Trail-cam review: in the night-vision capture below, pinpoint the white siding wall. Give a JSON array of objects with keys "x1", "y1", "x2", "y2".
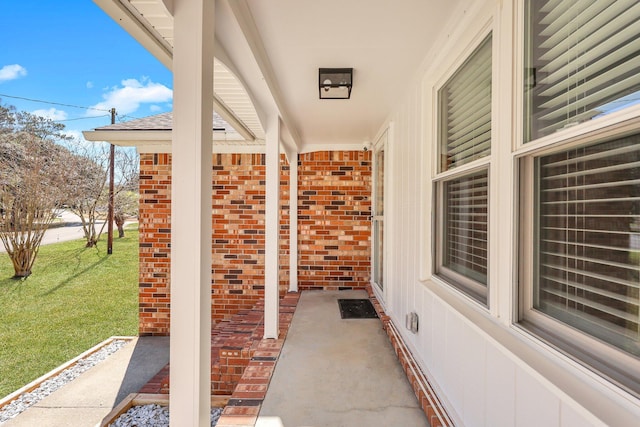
[{"x1": 380, "y1": 0, "x2": 640, "y2": 425}]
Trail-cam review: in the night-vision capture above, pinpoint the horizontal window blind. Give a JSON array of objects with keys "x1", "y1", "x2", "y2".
[
  {"x1": 440, "y1": 35, "x2": 492, "y2": 170},
  {"x1": 535, "y1": 135, "x2": 640, "y2": 356},
  {"x1": 444, "y1": 169, "x2": 488, "y2": 287},
  {"x1": 525, "y1": 0, "x2": 640, "y2": 141}
]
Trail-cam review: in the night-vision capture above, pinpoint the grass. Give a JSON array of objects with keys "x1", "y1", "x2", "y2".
[{"x1": 0, "y1": 226, "x2": 139, "y2": 398}]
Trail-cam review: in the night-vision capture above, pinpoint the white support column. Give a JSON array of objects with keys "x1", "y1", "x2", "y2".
[
  {"x1": 170, "y1": 0, "x2": 214, "y2": 426},
  {"x1": 288, "y1": 152, "x2": 298, "y2": 292},
  {"x1": 264, "y1": 116, "x2": 280, "y2": 339}
]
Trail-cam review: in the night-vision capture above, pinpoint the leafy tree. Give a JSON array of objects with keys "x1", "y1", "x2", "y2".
[{"x1": 0, "y1": 102, "x2": 72, "y2": 277}]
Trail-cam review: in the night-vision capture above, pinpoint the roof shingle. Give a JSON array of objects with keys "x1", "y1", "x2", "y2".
[{"x1": 94, "y1": 111, "x2": 234, "y2": 132}]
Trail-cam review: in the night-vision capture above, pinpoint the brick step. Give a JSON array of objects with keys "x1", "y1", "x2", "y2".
[{"x1": 139, "y1": 292, "x2": 299, "y2": 395}]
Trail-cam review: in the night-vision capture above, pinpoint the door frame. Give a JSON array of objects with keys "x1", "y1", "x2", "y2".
[{"x1": 371, "y1": 127, "x2": 389, "y2": 302}]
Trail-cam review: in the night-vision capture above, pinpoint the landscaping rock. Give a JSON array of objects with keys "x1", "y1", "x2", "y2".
[
  {"x1": 0, "y1": 339, "x2": 127, "y2": 424},
  {"x1": 111, "y1": 405, "x2": 223, "y2": 426}
]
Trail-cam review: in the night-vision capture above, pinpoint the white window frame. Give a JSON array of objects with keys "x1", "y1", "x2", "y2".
[
  {"x1": 434, "y1": 164, "x2": 490, "y2": 304},
  {"x1": 433, "y1": 32, "x2": 494, "y2": 307},
  {"x1": 515, "y1": 0, "x2": 640, "y2": 397},
  {"x1": 517, "y1": 124, "x2": 640, "y2": 397}
]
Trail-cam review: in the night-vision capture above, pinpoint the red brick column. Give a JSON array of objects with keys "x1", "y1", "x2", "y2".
[{"x1": 139, "y1": 153, "x2": 172, "y2": 335}]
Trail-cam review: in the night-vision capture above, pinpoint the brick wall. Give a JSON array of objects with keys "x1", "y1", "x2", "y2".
[
  {"x1": 138, "y1": 150, "x2": 372, "y2": 335},
  {"x1": 139, "y1": 153, "x2": 172, "y2": 335},
  {"x1": 298, "y1": 151, "x2": 372, "y2": 290},
  {"x1": 138, "y1": 153, "x2": 289, "y2": 335},
  {"x1": 211, "y1": 153, "x2": 290, "y2": 320}
]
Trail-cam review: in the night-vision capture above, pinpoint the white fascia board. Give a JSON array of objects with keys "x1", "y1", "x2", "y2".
[
  {"x1": 134, "y1": 143, "x2": 172, "y2": 153},
  {"x1": 212, "y1": 144, "x2": 265, "y2": 154},
  {"x1": 82, "y1": 130, "x2": 171, "y2": 144},
  {"x1": 92, "y1": 0, "x2": 172, "y2": 69},
  {"x1": 137, "y1": 143, "x2": 267, "y2": 154},
  {"x1": 299, "y1": 143, "x2": 368, "y2": 154},
  {"x1": 83, "y1": 129, "x2": 259, "y2": 149},
  {"x1": 93, "y1": 1, "x2": 258, "y2": 142}
]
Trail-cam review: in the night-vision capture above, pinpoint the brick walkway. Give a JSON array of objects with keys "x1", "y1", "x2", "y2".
[{"x1": 138, "y1": 292, "x2": 300, "y2": 425}]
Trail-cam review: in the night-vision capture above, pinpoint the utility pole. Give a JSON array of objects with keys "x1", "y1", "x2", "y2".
[{"x1": 107, "y1": 108, "x2": 115, "y2": 254}]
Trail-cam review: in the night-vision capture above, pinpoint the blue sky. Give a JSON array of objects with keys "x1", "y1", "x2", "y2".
[{"x1": 0, "y1": 0, "x2": 173, "y2": 141}]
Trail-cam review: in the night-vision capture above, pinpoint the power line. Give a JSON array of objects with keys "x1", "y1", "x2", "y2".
[
  {"x1": 0, "y1": 93, "x2": 142, "y2": 122},
  {"x1": 118, "y1": 114, "x2": 141, "y2": 121},
  {"x1": 55, "y1": 115, "x2": 110, "y2": 123},
  {"x1": 0, "y1": 93, "x2": 112, "y2": 113}
]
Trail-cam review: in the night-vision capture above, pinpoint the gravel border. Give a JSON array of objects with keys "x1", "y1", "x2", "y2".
[
  {"x1": 111, "y1": 404, "x2": 223, "y2": 426},
  {"x1": 0, "y1": 339, "x2": 128, "y2": 424}
]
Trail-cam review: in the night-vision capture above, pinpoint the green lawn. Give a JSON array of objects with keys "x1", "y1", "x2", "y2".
[{"x1": 0, "y1": 227, "x2": 139, "y2": 398}]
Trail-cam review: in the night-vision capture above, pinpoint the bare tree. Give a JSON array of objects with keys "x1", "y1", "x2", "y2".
[
  {"x1": 64, "y1": 144, "x2": 109, "y2": 247},
  {"x1": 114, "y1": 148, "x2": 139, "y2": 238},
  {"x1": 0, "y1": 103, "x2": 71, "y2": 277},
  {"x1": 64, "y1": 143, "x2": 138, "y2": 247},
  {"x1": 114, "y1": 190, "x2": 138, "y2": 238}
]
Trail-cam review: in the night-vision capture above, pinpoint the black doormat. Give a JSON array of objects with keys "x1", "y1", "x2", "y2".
[{"x1": 338, "y1": 299, "x2": 378, "y2": 319}]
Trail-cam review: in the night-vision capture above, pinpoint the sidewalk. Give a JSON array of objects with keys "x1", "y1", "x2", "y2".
[{"x1": 2, "y1": 336, "x2": 169, "y2": 427}]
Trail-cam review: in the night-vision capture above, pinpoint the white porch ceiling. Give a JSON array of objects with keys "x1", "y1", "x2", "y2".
[
  {"x1": 244, "y1": 0, "x2": 462, "y2": 149},
  {"x1": 94, "y1": 0, "x2": 463, "y2": 152}
]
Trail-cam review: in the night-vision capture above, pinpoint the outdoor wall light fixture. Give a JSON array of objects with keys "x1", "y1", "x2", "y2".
[{"x1": 319, "y1": 68, "x2": 353, "y2": 99}]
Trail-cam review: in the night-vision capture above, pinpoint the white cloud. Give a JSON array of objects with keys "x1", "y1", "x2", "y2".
[
  {"x1": 149, "y1": 104, "x2": 163, "y2": 112},
  {"x1": 31, "y1": 108, "x2": 68, "y2": 121},
  {"x1": 88, "y1": 77, "x2": 172, "y2": 116},
  {"x1": 86, "y1": 81, "x2": 94, "y2": 89},
  {"x1": 0, "y1": 64, "x2": 27, "y2": 82}
]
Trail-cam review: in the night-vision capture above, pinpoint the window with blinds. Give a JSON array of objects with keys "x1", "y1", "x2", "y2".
[
  {"x1": 534, "y1": 135, "x2": 640, "y2": 357},
  {"x1": 436, "y1": 33, "x2": 492, "y2": 305},
  {"x1": 524, "y1": 0, "x2": 640, "y2": 142},
  {"x1": 440, "y1": 35, "x2": 492, "y2": 171},
  {"x1": 441, "y1": 169, "x2": 489, "y2": 303}
]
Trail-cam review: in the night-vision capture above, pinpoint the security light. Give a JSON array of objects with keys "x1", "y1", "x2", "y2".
[{"x1": 319, "y1": 68, "x2": 353, "y2": 99}]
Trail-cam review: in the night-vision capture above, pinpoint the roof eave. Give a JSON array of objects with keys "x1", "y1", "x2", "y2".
[
  {"x1": 93, "y1": 0, "x2": 260, "y2": 144},
  {"x1": 83, "y1": 130, "x2": 172, "y2": 145},
  {"x1": 83, "y1": 128, "x2": 251, "y2": 143},
  {"x1": 93, "y1": 0, "x2": 173, "y2": 69}
]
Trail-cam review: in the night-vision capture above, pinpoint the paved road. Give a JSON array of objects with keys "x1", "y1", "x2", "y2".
[
  {"x1": 0, "y1": 210, "x2": 107, "y2": 253},
  {"x1": 40, "y1": 223, "x2": 100, "y2": 246},
  {"x1": 0, "y1": 223, "x2": 103, "y2": 253}
]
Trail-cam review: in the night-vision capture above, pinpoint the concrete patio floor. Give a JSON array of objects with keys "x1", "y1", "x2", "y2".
[{"x1": 255, "y1": 290, "x2": 429, "y2": 427}]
